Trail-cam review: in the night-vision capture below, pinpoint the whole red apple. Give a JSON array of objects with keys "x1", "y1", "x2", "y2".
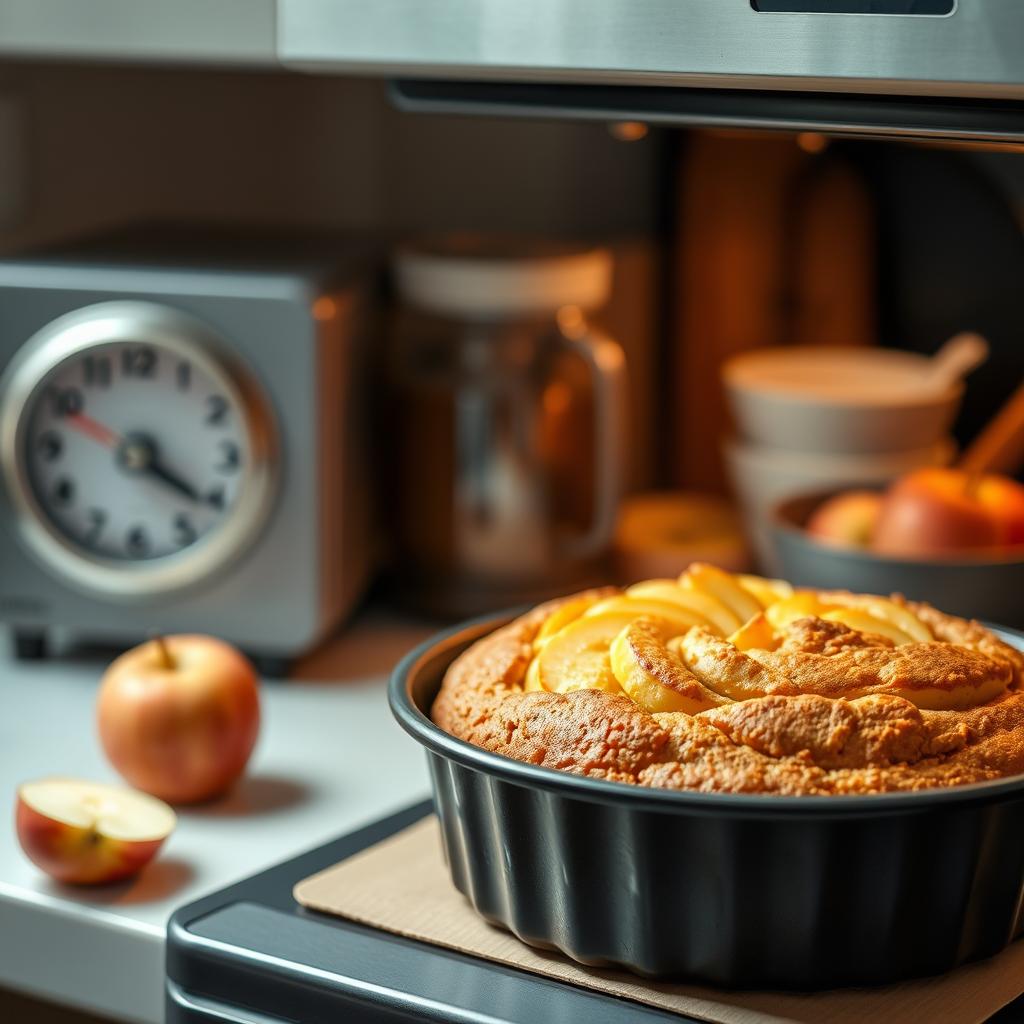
[
  {"x1": 976, "y1": 475, "x2": 1024, "y2": 546},
  {"x1": 98, "y1": 635, "x2": 260, "y2": 804},
  {"x1": 806, "y1": 490, "x2": 882, "y2": 548},
  {"x1": 873, "y1": 469, "x2": 1000, "y2": 557},
  {"x1": 16, "y1": 777, "x2": 175, "y2": 885}
]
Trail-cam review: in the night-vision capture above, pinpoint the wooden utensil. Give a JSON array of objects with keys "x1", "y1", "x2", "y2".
[{"x1": 959, "y1": 378, "x2": 1024, "y2": 477}]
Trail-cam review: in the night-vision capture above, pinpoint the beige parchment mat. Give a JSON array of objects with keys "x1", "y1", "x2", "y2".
[{"x1": 295, "y1": 817, "x2": 1024, "y2": 1024}]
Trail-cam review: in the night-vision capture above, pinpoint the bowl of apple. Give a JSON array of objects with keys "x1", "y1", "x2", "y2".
[{"x1": 771, "y1": 468, "x2": 1024, "y2": 629}]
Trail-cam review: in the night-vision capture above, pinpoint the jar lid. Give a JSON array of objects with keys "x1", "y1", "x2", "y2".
[{"x1": 394, "y1": 237, "x2": 613, "y2": 318}]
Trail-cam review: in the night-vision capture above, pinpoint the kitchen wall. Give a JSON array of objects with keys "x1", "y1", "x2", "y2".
[{"x1": 0, "y1": 63, "x2": 661, "y2": 247}]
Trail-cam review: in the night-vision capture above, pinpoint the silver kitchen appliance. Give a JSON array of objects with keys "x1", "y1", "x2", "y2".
[
  {"x1": 0, "y1": 231, "x2": 376, "y2": 667},
  {"x1": 280, "y1": 0, "x2": 1024, "y2": 144}
]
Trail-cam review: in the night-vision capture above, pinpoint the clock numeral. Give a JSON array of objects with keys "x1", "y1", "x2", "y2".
[
  {"x1": 205, "y1": 395, "x2": 229, "y2": 426},
  {"x1": 121, "y1": 346, "x2": 157, "y2": 378},
  {"x1": 125, "y1": 526, "x2": 150, "y2": 556},
  {"x1": 47, "y1": 387, "x2": 84, "y2": 418},
  {"x1": 215, "y1": 440, "x2": 240, "y2": 473},
  {"x1": 207, "y1": 485, "x2": 226, "y2": 510},
  {"x1": 37, "y1": 431, "x2": 63, "y2": 461},
  {"x1": 52, "y1": 477, "x2": 74, "y2": 506},
  {"x1": 176, "y1": 361, "x2": 191, "y2": 390},
  {"x1": 83, "y1": 356, "x2": 112, "y2": 387},
  {"x1": 173, "y1": 513, "x2": 197, "y2": 547},
  {"x1": 84, "y1": 508, "x2": 107, "y2": 545}
]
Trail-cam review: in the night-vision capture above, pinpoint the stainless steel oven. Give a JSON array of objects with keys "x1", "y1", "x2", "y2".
[{"x1": 280, "y1": 0, "x2": 1024, "y2": 142}]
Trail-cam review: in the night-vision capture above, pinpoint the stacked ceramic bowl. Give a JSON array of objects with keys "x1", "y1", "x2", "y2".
[{"x1": 723, "y1": 346, "x2": 961, "y2": 572}]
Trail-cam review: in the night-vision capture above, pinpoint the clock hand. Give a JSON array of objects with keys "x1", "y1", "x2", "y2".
[
  {"x1": 67, "y1": 413, "x2": 121, "y2": 449},
  {"x1": 144, "y1": 457, "x2": 201, "y2": 504},
  {"x1": 116, "y1": 433, "x2": 203, "y2": 505},
  {"x1": 67, "y1": 417, "x2": 208, "y2": 506}
]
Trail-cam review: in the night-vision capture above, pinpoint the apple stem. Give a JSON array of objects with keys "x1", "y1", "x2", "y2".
[{"x1": 152, "y1": 633, "x2": 175, "y2": 670}]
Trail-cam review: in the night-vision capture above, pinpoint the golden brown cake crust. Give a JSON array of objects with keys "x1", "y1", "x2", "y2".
[{"x1": 431, "y1": 588, "x2": 1024, "y2": 795}]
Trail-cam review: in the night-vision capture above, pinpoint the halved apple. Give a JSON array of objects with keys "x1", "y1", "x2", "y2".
[
  {"x1": 680, "y1": 563, "x2": 762, "y2": 626},
  {"x1": 16, "y1": 778, "x2": 176, "y2": 885},
  {"x1": 536, "y1": 612, "x2": 635, "y2": 693},
  {"x1": 625, "y1": 580, "x2": 737, "y2": 636},
  {"x1": 611, "y1": 619, "x2": 726, "y2": 714}
]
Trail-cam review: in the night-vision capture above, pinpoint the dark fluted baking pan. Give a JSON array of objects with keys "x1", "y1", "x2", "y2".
[{"x1": 390, "y1": 615, "x2": 1024, "y2": 990}]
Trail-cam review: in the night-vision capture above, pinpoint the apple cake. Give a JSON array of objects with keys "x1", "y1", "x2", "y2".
[{"x1": 432, "y1": 566, "x2": 1024, "y2": 794}]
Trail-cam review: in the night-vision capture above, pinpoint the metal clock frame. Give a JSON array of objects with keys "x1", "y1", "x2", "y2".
[{"x1": 0, "y1": 300, "x2": 279, "y2": 600}]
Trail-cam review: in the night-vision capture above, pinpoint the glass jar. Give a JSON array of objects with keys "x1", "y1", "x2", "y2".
[{"x1": 386, "y1": 238, "x2": 628, "y2": 615}]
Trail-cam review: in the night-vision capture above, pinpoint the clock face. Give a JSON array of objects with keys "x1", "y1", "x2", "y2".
[
  {"x1": 23, "y1": 340, "x2": 248, "y2": 561},
  {"x1": 0, "y1": 302, "x2": 277, "y2": 597}
]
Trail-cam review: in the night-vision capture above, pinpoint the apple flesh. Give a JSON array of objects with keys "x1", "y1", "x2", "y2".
[
  {"x1": 873, "y1": 469, "x2": 1000, "y2": 557},
  {"x1": 16, "y1": 778, "x2": 175, "y2": 885},
  {"x1": 97, "y1": 635, "x2": 260, "y2": 804},
  {"x1": 805, "y1": 490, "x2": 882, "y2": 548}
]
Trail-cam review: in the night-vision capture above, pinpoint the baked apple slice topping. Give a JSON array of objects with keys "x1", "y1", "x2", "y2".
[
  {"x1": 535, "y1": 612, "x2": 635, "y2": 694},
  {"x1": 680, "y1": 563, "x2": 763, "y2": 625},
  {"x1": 520, "y1": 569, "x2": 1009, "y2": 713},
  {"x1": 727, "y1": 612, "x2": 779, "y2": 653},
  {"x1": 625, "y1": 580, "x2": 738, "y2": 635},
  {"x1": 675, "y1": 627, "x2": 797, "y2": 701},
  {"x1": 736, "y1": 573, "x2": 794, "y2": 609},
  {"x1": 585, "y1": 595, "x2": 711, "y2": 634},
  {"x1": 836, "y1": 595, "x2": 933, "y2": 644},
  {"x1": 819, "y1": 608, "x2": 913, "y2": 647},
  {"x1": 610, "y1": 619, "x2": 727, "y2": 714},
  {"x1": 533, "y1": 594, "x2": 604, "y2": 652}
]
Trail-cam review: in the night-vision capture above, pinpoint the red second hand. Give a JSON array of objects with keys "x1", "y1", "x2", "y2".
[{"x1": 67, "y1": 413, "x2": 121, "y2": 450}]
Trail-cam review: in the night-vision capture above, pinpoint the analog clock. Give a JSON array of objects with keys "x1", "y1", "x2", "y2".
[{"x1": 0, "y1": 302, "x2": 278, "y2": 598}]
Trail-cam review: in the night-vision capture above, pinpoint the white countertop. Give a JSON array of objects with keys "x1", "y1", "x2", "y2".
[{"x1": 0, "y1": 609, "x2": 438, "y2": 1023}]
